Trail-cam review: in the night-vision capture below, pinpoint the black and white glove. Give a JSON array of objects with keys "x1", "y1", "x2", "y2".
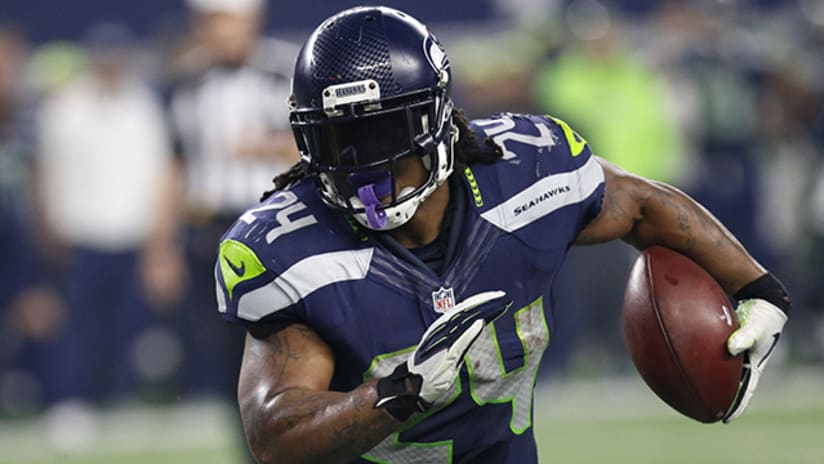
[
  {"x1": 375, "y1": 290, "x2": 511, "y2": 421},
  {"x1": 723, "y1": 298, "x2": 787, "y2": 423}
]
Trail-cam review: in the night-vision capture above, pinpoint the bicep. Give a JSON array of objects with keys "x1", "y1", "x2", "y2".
[
  {"x1": 238, "y1": 323, "x2": 335, "y2": 412},
  {"x1": 574, "y1": 157, "x2": 652, "y2": 246},
  {"x1": 574, "y1": 156, "x2": 704, "y2": 249}
]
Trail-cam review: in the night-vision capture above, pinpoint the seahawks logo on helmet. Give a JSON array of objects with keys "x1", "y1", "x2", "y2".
[{"x1": 423, "y1": 34, "x2": 450, "y2": 84}]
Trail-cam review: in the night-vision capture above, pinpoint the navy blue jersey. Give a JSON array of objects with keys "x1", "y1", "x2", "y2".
[{"x1": 216, "y1": 113, "x2": 605, "y2": 463}]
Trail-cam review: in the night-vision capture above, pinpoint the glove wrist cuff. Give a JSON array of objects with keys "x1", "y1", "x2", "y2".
[
  {"x1": 375, "y1": 363, "x2": 428, "y2": 422},
  {"x1": 734, "y1": 273, "x2": 790, "y2": 314}
]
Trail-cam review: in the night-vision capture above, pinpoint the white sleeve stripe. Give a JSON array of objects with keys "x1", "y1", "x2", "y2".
[
  {"x1": 480, "y1": 156, "x2": 604, "y2": 233},
  {"x1": 236, "y1": 248, "x2": 374, "y2": 322},
  {"x1": 216, "y1": 275, "x2": 228, "y2": 314}
]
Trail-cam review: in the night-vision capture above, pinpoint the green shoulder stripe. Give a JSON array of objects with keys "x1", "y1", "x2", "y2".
[{"x1": 546, "y1": 115, "x2": 588, "y2": 157}]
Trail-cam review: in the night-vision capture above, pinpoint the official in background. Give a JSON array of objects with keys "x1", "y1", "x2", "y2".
[{"x1": 168, "y1": 0, "x2": 299, "y2": 403}]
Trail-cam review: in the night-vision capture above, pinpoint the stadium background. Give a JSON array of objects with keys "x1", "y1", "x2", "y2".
[{"x1": 1, "y1": 0, "x2": 822, "y2": 462}]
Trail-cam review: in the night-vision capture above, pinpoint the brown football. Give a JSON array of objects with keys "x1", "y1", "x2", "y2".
[{"x1": 622, "y1": 246, "x2": 743, "y2": 423}]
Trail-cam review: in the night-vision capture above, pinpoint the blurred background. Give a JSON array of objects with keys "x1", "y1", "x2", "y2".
[{"x1": 0, "y1": 0, "x2": 822, "y2": 463}]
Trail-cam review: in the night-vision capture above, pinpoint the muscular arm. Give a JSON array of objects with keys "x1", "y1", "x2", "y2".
[
  {"x1": 575, "y1": 157, "x2": 765, "y2": 294},
  {"x1": 238, "y1": 323, "x2": 400, "y2": 464}
]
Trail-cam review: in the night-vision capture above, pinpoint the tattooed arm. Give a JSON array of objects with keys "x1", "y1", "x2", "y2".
[
  {"x1": 574, "y1": 157, "x2": 765, "y2": 294},
  {"x1": 238, "y1": 324, "x2": 400, "y2": 464}
]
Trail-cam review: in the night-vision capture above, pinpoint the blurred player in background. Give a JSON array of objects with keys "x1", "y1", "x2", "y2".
[
  {"x1": 34, "y1": 23, "x2": 176, "y2": 405},
  {"x1": 215, "y1": 6, "x2": 790, "y2": 464}
]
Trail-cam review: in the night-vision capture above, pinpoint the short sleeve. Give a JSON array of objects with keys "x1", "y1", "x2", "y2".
[
  {"x1": 471, "y1": 113, "x2": 606, "y2": 246},
  {"x1": 543, "y1": 115, "x2": 605, "y2": 232},
  {"x1": 215, "y1": 238, "x2": 304, "y2": 327}
]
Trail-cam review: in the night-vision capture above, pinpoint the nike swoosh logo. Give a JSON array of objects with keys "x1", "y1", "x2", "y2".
[
  {"x1": 723, "y1": 353, "x2": 752, "y2": 422},
  {"x1": 374, "y1": 396, "x2": 399, "y2": 409},
  {"x1": 224, "y1": 256, "x2": 246, "y2": 277},
  {"x1": 757, "y1": 333, "x2": 781, "y2": 369}
]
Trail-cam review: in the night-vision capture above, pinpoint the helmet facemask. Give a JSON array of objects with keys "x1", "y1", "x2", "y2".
[
  {"x1": 288, "y1": 6, "x2": 456, "y2": 230},
  {"x1": 291, "y1": 82, "x2": 455, "y2": 231}
]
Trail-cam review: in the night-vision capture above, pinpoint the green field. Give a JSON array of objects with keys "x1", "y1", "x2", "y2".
[
  {"x1": 532, "y1": 370, "x2": 824, "y2": 464},
  {"x1": 1, "y1": 369, "x2": 821, "y2": 464}
]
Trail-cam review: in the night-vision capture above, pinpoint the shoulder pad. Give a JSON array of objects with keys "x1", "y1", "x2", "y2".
[
  {"x1": 469, "y1": 113, "x2": 591, "y2": 163},
  {"x1": 467, "y1": 113, "x2": 597, "y2": 198},
  {"x1": 216, "y1": 179, "x2": 375, "y2": 322},
  {"x1": 463, "y1": 113, "x2": 604, "y2": 247}
]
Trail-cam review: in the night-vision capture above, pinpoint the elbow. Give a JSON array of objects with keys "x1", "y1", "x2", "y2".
[
  {"x1": 241, "y1": 391, "x2": 311, "y2": 464},
  {"x1": 242, "y1": 409, "x2": 274, "y2": 464},
  {"x1": 240, "y1": 392, "x2": 286, "y2": 464},
  {"x1": 243, "y1": 412, "x2": 294, "y2": 464},
  {"x1": 246, "y1": 438, "x2": 279, "y2": 464},
  {"x1": 245, "y1": 425, "x2": 319, "y2": 464}
]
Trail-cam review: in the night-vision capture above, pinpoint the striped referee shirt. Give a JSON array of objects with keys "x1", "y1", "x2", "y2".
[{"x1": 170, "y1": 38, "x2": 298, "y2": 218}]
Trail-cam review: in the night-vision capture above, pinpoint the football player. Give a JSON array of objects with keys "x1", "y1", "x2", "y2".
[{"x1": 215, "y1": 6, "x2": 790, "y2": 463}]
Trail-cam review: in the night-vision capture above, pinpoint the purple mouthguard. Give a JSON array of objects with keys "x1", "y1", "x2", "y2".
[{"x1": 348, "y1": 171, "x2": 393, "y2": 229}]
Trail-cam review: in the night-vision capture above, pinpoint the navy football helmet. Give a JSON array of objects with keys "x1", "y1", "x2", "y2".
[{"x1": 289, "y1": 6, "x2": 456, "y2": 230}]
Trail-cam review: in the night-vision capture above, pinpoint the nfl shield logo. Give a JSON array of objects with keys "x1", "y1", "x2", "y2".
[{"x1": 431, "y1": 287, "x2": 455, "y2": 313}]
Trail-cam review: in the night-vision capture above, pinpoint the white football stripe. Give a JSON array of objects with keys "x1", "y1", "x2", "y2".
[
  {"x1": 237, "y1": 248, "x2": 374, "y2": 321},
  {"x1": 481, "y1": 156, "x2": 604, "y2": 233}
]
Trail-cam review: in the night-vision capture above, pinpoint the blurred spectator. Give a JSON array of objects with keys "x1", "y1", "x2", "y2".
[
  {"x1": 33, "y1": 23, "x2": 178, "y2": 405},
  {"x1": 534, "y1": 1, "x2": 685, "y2": 184},
  {"x1": 167, "y1": 0, "x2": 298, "y2": 400},
  {"x1": 27, "y1": 42, "x2": 90, "y2": 99}
]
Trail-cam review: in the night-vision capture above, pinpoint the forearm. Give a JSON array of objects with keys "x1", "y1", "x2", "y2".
[
  {"x1": 242, "y1": 376, "x2": 399, "y2": 464},
  {"x1": 627, "y1": 181, "x2": 765, "y2": 295}
]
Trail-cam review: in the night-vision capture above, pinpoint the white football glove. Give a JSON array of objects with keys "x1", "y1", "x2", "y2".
[
  {"x1": 723, "y1": 298, "x2": 787, "y2": 423},
  {"x1": 375, "y1": 290, "x2": 511, "y2": 421}
]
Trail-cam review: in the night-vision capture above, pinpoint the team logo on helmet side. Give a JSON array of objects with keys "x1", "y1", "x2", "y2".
[{"x1": 423, "y1": 34, "x2": 450, "y2": 77}]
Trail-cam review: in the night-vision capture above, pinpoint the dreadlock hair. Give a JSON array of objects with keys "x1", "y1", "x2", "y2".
[
  {"x1": 262, "y1": 159, "x2": 309, "y2": 201},
  {"x1": 260, "y1": 108, "x2": 503, "y2": 201}
]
